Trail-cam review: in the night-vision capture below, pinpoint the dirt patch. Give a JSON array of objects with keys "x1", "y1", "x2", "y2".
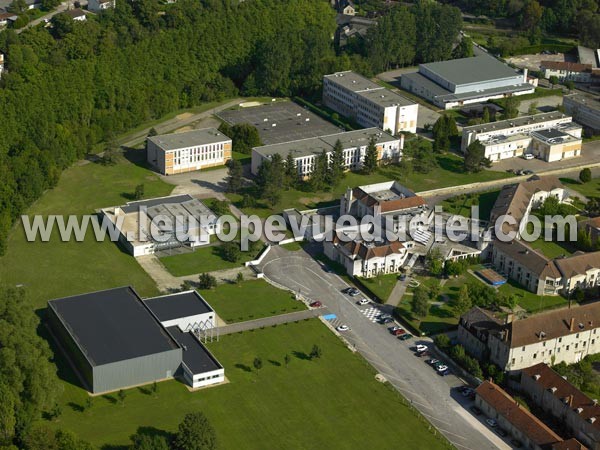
[
  {"x1": 507, "y1": 53, "x2": 571, "y2": 72},
  {"x1": 174, "y1": 126, "x2": 193, "y2": 133},
  {"x1": 176, "y1": 112, "x2": 194, "y2": 121}
]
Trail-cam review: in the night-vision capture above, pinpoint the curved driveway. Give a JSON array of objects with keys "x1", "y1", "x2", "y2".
[{"x1": 259, "y1": 245, "x2": 510, "y2": 450}]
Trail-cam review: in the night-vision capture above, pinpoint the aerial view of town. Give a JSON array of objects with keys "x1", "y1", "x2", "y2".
[{"x1": 3, "y1": 0, "x2": 600, "y2": 449}]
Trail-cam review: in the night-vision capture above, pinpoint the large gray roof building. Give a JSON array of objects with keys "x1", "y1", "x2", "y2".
[
  {"x1": 401, "y1": 55, "x2": 535, "y2": 109},
  {"x1": 48, "y1": 287, "x2": 224, "y2": 393}
]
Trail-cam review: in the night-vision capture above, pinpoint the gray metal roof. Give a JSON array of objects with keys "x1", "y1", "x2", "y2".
[
  {"x1": 144, "y1": 291, "x2": 213, "y2": 322},
  {"x1": 420, "y1": 55, "x2": 521, "y2": 86},
  {"x1": 325, "y1": 71, "x2": 415, "y2": 107},
  {"x1": 48, "y1": 287, "x2": 180, "y2": 366},
  {"x1": 463, "y1": 112, "x2": 572, "y2": 134},
  {"x1": 166, "y1": 327, "x2": 222, "y2": 374},
  {"x1": 254, "y1": 128, "x2": 397, "y2": 159},
  {"x1": 564, "y1": 93, "x2": 600, "y2": 110},
  {"x1": 578, "y1": 46, "x2": 598, "y2": 68},
  {"x1": 147, "y1": 128, "x2": 231, "y2": 152}
]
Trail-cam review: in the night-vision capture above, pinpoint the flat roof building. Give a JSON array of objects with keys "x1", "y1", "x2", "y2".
[
  {"x1": 48, "y1": 287, "x2": 224, "y2": 394},
  {"x1": 323, "y1": 71, "x2": 418, "y2": 134},
  {"x1": 461, "y1": 112, "x2": 582, "y2": 162},
  {"x1": 147, "y1": 128, "x2": 232, "y2": 176},
  {"x1": 100, "y1": 194, "x2": 219, "y2": 257},
  {"x1": 564, "y1": 93, "x2": 600, "y2": 135},
  {"x1": 401, "y1": 55, "x2": 534, "y2": 109},
  {"x1": 251, "y1": 128, "x2": 402, "y2": 178}
]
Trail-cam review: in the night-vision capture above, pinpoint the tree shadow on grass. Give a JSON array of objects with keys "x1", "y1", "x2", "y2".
[
  {"x1": 100, "y1": 445, "x2": 128, "y2": 450},
  {"x1": 292, "y1": 350, "x2": 311, "y2": 361},
  {"x1": 138, "y1": 386, "x2": 152, "y2": 396},
  {"x1": 268, "y1": 359, "x2": 281, "y2": 367},
  {"x1": 235, "y1": 363, "x2": 252, "y2": 373},
  {"x1": 103, "y1": 394, "x2": 117, "y2": 405},
  {"x1": 68, "y1": 402, "x2": 84, "y2": 413}
]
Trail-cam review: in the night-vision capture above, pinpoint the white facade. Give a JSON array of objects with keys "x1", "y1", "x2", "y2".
[
  {"x1": 323, "y1": 71, "x2": 418, "y2": 134},
  {"x1": 88, "y1": 0, "x2": 115, "y2": 12},
  {"x1": 564, "y1": 94, "x2": 600, "y2": 133},
  {"x1": 182, "y1": 363, "x2": 225, "y2": 389}
]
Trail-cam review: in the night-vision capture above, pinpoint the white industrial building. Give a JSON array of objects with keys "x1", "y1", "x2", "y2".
[
  {"x1": 100, "y1": 195, "x2": 220, "y2": 257},
  {"x1": 461, "y1": 112, "x2": 582, "y2": 162},
  {"x1": 564, "y1": 93, "x2": 600, "y2": 134},
  {"x1": 323, "y1": 71, "x2": 418, "y2": 134},
  {"x1": 251, "y1": 128, "x2": 402, "y2": 178},
  {"x1": 401, "y1": 55, "x2": 534, "y2": 109},
  {"x1": 147, "y1": 128, "x2": 232, "y2": 176}
]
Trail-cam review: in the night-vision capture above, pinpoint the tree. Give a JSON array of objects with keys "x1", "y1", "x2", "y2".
[
  {"x1": 284, "y1": 152, "x2": 298, "y2": 189},
  {"x1": 363, "y1": 137, "x2": 378, "y2": 174},
  {"x1": 310, "y1": 344, "x2": 322, "y2": 359},
  {"x1": 309, "y1": 150, "x2": 329, "y2": 192},
  {"x1": 527, "y1": 101, "x2": 539, "y2": 116},
  {"x1": 220, "y1": 241, "x2": 241, "y2": 263},
  {"x1": 452, "y1": 37, "x2": 474, "y2": 59},
  {"x1": 50, "y1": 13, "x2": 75, "y2": 39},
  {"x1": 198, "y1": 273, "x2": 217, "y2": 290},
  {"x1": 236, "y1": 272, "x2": 244, "y2": 284},
  {"x1": 564, "y1": 80, "x2": 575, "y2": 92},
  {"x1": 502, "y1": 97, "x2": 520, "y2": 120},
  {"x1": 23, "y1": 426, "x2": 94, "y2": 450},
  {"x1": 84, "y1": 397, "x2": 93, "y2": 413},
  {"x1": 284, "y1": 353, "x2": 291, "y2": 367},
  {"x1": 426, "y1": 248, "x2": 444, "y2": 276},
  {"x1": 411, "y1": 286, "x2": 429, "y2": 318},
  {"x1": 226, "y1": 159, "x2": 243, "y2": 194},
  {"x1": 8, "y1": 0, "x2": 27, "y2": 13},
  {"x1": 482, "y1": 107, "x2": 491, "y2": 123},
  {"x1": 452, "y1": 285, "x2": 472, "y2": 316},
  {"x1": 209, "y1": 199, "x2": 230, "y2": 216},
  {"x1": 429, "y1": 282, "x2": 441, "y2": 301},
  {"x1": 403, "y1": 137, "x2": 437, "y2": 174},
  {"x1": 222, "y1": 123, "x2": 262, "y2": 155},
  {"x1": 433, "y1": 333, "x2": 451, "y2": 350},
  {"x1": 174, "y1": 412, "x2": 217, "y2": 450},
  {"x1": 580, "y1": 168, "x2": 592, "y2": 183},
  {"x1": 253, "y1": 357, "x2": 263, "y2": 373},
  {"x1": 539, "y1": 195, "x2": 560, "y2": 216},
  {"x1": 148, "y1": 127, "x2": 158, "y2": 137},
  {"x1": 432, "y1": 115, "x2": 457, "y2": 153},
  {"x1": 328, "y1": 139, "x2": 345, "y2": 186},
  {"x1": 549, "y1": 75, "x2": 559, "y2": 88},
  {"x1": 464, "y1": 141, "x2": 491, "y2": 173},
  {"x1": 131, "y1": 432, "x2": 170, "y2": 450},
  {"x1": 118, "y1": 389, "x2": 126, "y2": 406},
  {"x1": 134, "y1": 184, "x2": 145, "y2": 200}
]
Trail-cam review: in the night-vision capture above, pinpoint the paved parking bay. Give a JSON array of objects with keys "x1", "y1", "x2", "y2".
[{"x1": 257, "y1": 244, "x2": 510, "y2": 450}]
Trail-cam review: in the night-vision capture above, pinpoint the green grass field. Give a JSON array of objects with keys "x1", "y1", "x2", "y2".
[
  {"x1": 498, "y1": 280, "x2": 570, "y2": 313},
  {"x1": 561, "y1": 177, "x2": 600, "y2": 200},
  {"x1": 357, "y1": 273, "x2": 399, "y2": 302},
  {"x1": 0, "y1": 153, "x2": 171, "y2": 309},
  {"x1": 441, "y1": 189, "x2": 501, "y2": 221},
  {"x1": 49, "y1": 320, "x2": 449, "y2": 449},
  {"x1": 199, "y1": 279, "x2": 305, "y2": 323},
  {"x1": 159, "y1": 243, "x2": 259, "y2": 276}
]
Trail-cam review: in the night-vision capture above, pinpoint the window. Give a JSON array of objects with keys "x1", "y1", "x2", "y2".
[
  {"x1": 533, "y1": 353, "x2": 537, "y2": 359},
  {"x1": 522, "y1": 346, "x2": 526, "y2": 351},
  {"x1": 559, "y1": 337, "x2": 562, "y2": 343},
  {"x1": 566, "y1": 345, "x2": 570, "y2": 351}
]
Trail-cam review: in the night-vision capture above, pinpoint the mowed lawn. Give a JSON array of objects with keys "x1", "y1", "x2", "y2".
[
  {"x1": 159, "y1": 243, "x2": 259, "y2": 276},
  {"x1": 561, "y1": 177, "x2": 600, "y2": 199},
  {"x1": 50, "y1": 320, "x2": 448, "y2": 449},
  {"x1": 0, "y1": 153, "x2": 171, "y2": 309},
  {"x1": 199, "y1": 279, "x2": 305, "y2": 323}
]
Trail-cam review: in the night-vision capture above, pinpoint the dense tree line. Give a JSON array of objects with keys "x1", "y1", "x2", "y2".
[
  {"x1": 0, "y1": 0, "x2": 339, "y2": 255},
  {"x1": 361, "y1": 1, "x2": 463, "y2": 72},
  {"x1": 0, "y1": 286, "x2": 64, "y2": 447}
]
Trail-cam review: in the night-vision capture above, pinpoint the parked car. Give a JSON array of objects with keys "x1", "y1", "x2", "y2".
[
  {"x1": 486, "y1": 418, "x2": 498, "y2": 428},
  {"x1": 470, "y1": 405, "x2": 482, "y2": 416},
  {"x1": 523, "y1": 169, "x2": 534, "y2": 175},
  {"x1": 417, "y1": 350, "x2": 430, "y2": 357},
  {"x1": 439, "y1": 368, "x2": 451, "y2": 376},
  {"x1": 357, "y1": 298, "x2": 370, "y2": 306},
  {"x1": 511, "y1": 439, "x2": 523, "y2": 448},
  {"x1": 309, "y1": 301, "x2": 322, "y2": 308},
  {"x1": 523, "y1": 153, "x2": 534, "y2": 160},
  {"x1": 348, "y1": 290, "x2": 360, "y2": 297},
  {"x1": 343, "y1": 287, "x2": 359, "y2": 296},
  {"x1": 388, "y1": 326, "x2": 401, "y2": 332},
  {"x1": 496, "y1": 428, "x2": 508, "y2": 437},
  {"x1": 379, "y1": 317, "x2": 394, "y2": 324},
  {"x1": 427, "y1": 358, "x2": 439, "y2": 366},
  {"x1": 436, "y1": 365, "x2": 448, "y2": 372},
  {"x1": 415, "y1": 344, "x2": 428, "y2": 353},
  {"x1": 391, "y1": 328, "x2": 406, "y2": 336},
  {"x1": 398, "y1": 274, "x2": 407, "y2": 281},
  {"x1": 336, "y1": 325, "x2": 350, "y2": 332},
  {"x1": 461, "y1": 388, "x2": 474, "y2": 397},
  {"x1": 398, "y1": 333, "x2": 413, "y2": 341}
]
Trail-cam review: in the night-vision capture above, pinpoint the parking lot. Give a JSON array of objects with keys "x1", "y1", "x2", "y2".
[
  {"x1": 217, "y1": 101, "x2": 342, "y2": 145},
  {"x1": 258, "y1": 244, "x2": 510, "y2": 450}
]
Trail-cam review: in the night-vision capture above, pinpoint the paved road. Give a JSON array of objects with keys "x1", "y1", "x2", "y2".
[
  {"x1": 216, "y1": 308, "x2": 327, "y2": 335},
  {"x1": 257, "y1": 245, "x2": 510, "y2": 450}
]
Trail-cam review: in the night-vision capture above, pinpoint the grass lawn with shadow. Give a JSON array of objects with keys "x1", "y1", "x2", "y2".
[{"x1": 199, "y1": 279, "x2": 305, "y2": 323}]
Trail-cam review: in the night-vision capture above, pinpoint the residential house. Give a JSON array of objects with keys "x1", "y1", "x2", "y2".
[
  {"x1": 0, "y1": 12, "x2": 17, "y2": 28},
  {"x1": 65, "y1": 8, "x2": 86, "y2": 21},
  {"x1": 88, "y1": 0, "x2": 115, "y2": 12},
  {"x1": 337, "y1": 0, "x2": 355, "y2": 15},
  {"x1": 541, "y1": 61, "x2": 592, "y2": 83},
  {"x1": 521, "y1": 363, "x2": 600, "y2": 450},
  {"x1": 456, "y1": 306, "x2": 504, "y2": 360},
  {"x1": 475, "y1": 380, "x2": 563, "y2": 450}
]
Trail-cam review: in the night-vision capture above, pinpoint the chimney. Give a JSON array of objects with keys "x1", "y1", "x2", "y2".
[
  {"x1": 570, "y1": 395, "x2": 574, "y2": 407},
  {"x1": 570, "y1": 317, "x2": 575, "y2": 332},
  {"x1": 505, "y1": 313, "x2": 514, "y2": 324},
  {"x1": 523, "y1": 68, "x2": 528, "y2": 83}
]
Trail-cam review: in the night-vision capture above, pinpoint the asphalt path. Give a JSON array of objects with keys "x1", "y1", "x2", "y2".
[{"x1": 258, "y1": 245, "x2": 511, "y2": 450}]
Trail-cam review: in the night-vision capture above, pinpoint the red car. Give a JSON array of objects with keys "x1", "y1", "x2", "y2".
[
  {"x1": 309, "y1": 301, "x2": 322, "y2": 308},
  {"x1": 391, "y1": 328, "x2": 406, "y2": 336}
]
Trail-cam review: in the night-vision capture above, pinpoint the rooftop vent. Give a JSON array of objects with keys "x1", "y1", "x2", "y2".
[
  {"x1": 550, "y1": 387, "x2": 557, "y2": 393},
  {"x1": 579, "y1": 323, "x2": 585, "y2": 329},
  {"x1": 590, "y1": 417, "x2": 597, "y2": 424},
  {"x1": 576, "y1": 407, "x2": 584, "y2": 414},
  {"x1": 533, "y1": 374, "x2": 541, "y2": 380}
]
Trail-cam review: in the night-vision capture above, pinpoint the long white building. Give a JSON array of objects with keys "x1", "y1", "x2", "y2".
[
  {"x1": 323, "y1": 71, "x2": 418, "y2": 135},
  {"x1": 461, "y1": 112, "x2": 582, "y2": 162},
  {"x1": 251, "y1": 128, "x2": 402, "y2": 178},
  {"x1": 147, "y1": 128, "x2": 232, "y2": 176}
]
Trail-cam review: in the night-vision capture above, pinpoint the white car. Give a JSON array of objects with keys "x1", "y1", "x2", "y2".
[
  {"x1": 436, "y1": 365, "x2": 448, "y2": 372},
  {"x1": 336, "y1": 325, "x2": 350, "y2": 332},
  {"x1": 357, "y1": 298, "x2": 370, "y2": 306},
  {"x1": 523, "y1": 153, "x2": 535, "y2": 160},
  {"x1": 415, "y1": 344, "x2": 428, "y2": 353}
]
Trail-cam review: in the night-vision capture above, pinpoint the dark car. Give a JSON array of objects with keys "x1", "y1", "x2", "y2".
[
  {"x1": 309, "y1": 301, "x2": 322, "y2": 308},
  {"x1": 469, "y1": 405, "x2": 482, "y2": 416},
  {"x1": 379, "y1": 317, "x2": 394, "y2": 324},
  {"x1": 439, "y1": 369, "x2": 451, "y2": 376},
  {"x1": 496, "y1": 428, "x2": 508, "y2": 437},
  {"x1": 523, "y1": 169, "x2": 534, "y2": 175},
  {"x1": 398, "y1": 274, "x2": 407, "y2": 281},
  {"x1": 511, "y1": 439, "x2": 523, "y2": 448},
  {"x1": 398, "y1": 333, "x2": 413, "y2": 341}
]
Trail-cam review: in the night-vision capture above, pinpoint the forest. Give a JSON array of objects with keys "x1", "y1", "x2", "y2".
[{"x1": 0, "y1": 0, "x2": 464, "y2": 256}]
